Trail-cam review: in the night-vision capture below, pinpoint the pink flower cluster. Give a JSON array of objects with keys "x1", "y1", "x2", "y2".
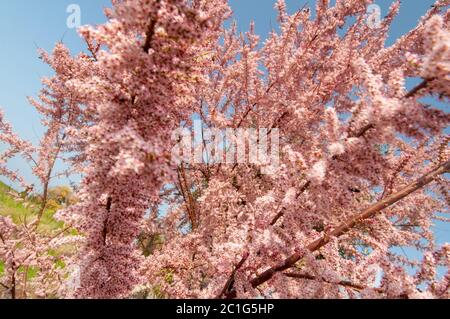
[{"x1": 0, "y1": 0, "x2": 449, "y2": 299}]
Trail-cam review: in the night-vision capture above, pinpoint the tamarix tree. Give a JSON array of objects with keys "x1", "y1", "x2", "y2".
[{"x1": 0, "y1": 0, "x2": 449, "y2": 299}]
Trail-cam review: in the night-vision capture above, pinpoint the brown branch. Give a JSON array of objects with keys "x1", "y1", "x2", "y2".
[
  {"x1": 284, "y1": 272, "x2": 383, "y2": 293},
  {"x1": 405, "y1": 78, "x2": 435, "y2": 99},
  {"x1": 48, "y1": 226, "x2": 72, "y2": 242},
  {"x1": 142, "y1": 19, "x2": 157, "y2": 53},
  {"x1": 35, "y1": 179, "x2": 50, "y2": 226},
  {"x1": 35, "y1": 133, "x2": 67, "y2": 227},
  {"x1": 10, "y1": 260, "x2": 16, "y2": 300},
  {"x1": 102, "y1": 196, "x2": 112, "y2": 245},
  {"x1": 268, "y1": 111, "x2": 289, "y2": 135},
  {"x1": 216, "y1": 251, "x2": 250, "y2": 299},
  {"x1": 177, "y1": 165, "x2": 198, "y2": 230},
  {"x1": 352, "y1": 123, "x2": 375, "y2": 138},
  {"x1": 248, "y1": 160, "x2": 450, "y2": 291},
  {"x1": 236, "y1": 102, "x2": 257, "y2": 129},
  {"x1": 84, "y1": 38, "x2": 99, "y2": 61}
]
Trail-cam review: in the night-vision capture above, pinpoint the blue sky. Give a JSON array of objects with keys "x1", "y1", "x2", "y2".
[{"x1": 0, "y1": 1, "x2": 448, "y2": 260}]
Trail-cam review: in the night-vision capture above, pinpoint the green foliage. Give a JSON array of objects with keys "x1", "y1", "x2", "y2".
[
  {"x1": 138, "y1": 233, "x2": 164, "y2": 257},
  {"x1": 152, "y1": 285, "x2": 167, "y2": 299},
  {"x1": 17, "y1": 266, "x2": 38, "y2": 281},
  {"x1": 0, "y1": 181, "x2": 35, "y2": 223},
  {"x1": 161, "y1": 268, "x2": 174, "y2": 284},
  {"x1": 0, "y1": 181, "x2": 65, "y2": 234},
  {"x1": 0, "y1": 181, "x2": 75, "y2": 293}
]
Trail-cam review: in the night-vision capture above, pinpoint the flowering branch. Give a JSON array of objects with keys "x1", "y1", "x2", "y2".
[
  {"x1": 270, "y1": 181, "x2": 311, "y2": 226},
  {"x1": 283, "y1": 272, "x2": 384, "y2": 294},
  {"x1": 249, "y1": 160, "x2": 450, "y2": 291},
  {"x1": 216, "y1": 251, "x2": 250, "y2": 299}
]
